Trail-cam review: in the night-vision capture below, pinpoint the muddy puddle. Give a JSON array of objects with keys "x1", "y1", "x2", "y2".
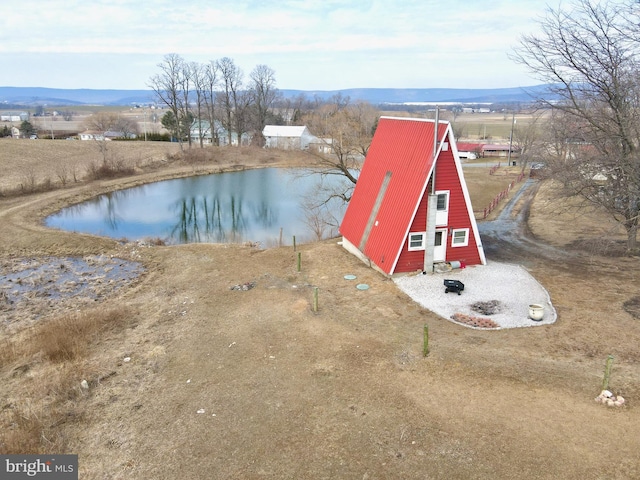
[{"x1": 0, "y1": 255, "x2": 144, "y2": 333}]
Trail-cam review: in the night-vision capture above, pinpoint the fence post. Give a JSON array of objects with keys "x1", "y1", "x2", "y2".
[
  {"x1": 423, "y1": 324, "x2": 429, "y2": 357},
  {"x1": 602, "y1": 355, "x2": 614, "y2": 391},
  {"x1": 313, "y1": 287, "x2": 319, "y2": 312}
]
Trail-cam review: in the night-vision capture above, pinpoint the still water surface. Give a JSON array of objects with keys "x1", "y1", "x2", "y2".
[{"x1": 45, "y1": 168, "x2": 347, "y2": 246}]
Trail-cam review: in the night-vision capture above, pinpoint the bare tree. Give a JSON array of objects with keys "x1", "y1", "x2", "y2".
[
  {"x1": 189, "y1": 61, "x2": 208, "y2": 148},
  {"x1": 149, "y1": 54, "x2": 187, "y2": 150},
  {"x1": 85, "y1": 112, "x2": 118, "y2": 132},
  {"x1": 177, "y1": 61, "x2": 194, "y2": 148},
  {"x1": 250, "y1": 64, "x2": 279, "y2": 145},
  {"x1": 114, "y1": 117, "x2": 139, "y2": 138},
  {"x1": 217, "y1": 57, "x2": 243, "y2": 146},
  {"x1": 511, "y1": 110, "x2": 545, "y2": 171},
  {"x1": 278, "y1": 93, "x2": 310, "y2": 125},
  {"x1": 512, "y1": 0, "x2": 640, "y2": 252},
  {"x1": 202, "y1": 61, "x2": 219, "y2": 145},
  {"x1": 303, "y1": 99, "x2": 379, "y2": 202}
]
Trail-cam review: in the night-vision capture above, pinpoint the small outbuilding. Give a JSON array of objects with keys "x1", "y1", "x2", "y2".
[
  {"x1": 262, "y1": 125, "x2": 315, "y2": 150},
  {"x1": 339, "y1": 116, "x2": 486, "y2": 276}
]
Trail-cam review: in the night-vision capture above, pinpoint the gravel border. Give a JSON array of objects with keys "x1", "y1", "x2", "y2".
[{"x1": 393, "y1": 261, "x2": 557, "y2": 329}]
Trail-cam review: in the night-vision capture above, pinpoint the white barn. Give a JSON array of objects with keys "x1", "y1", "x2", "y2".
[
  {"x1": 0, "y1": 111, "x2": 29, "y2": 122},
  {"x1": 262, "y1": 125, "x2": 316, "y2": 150}
]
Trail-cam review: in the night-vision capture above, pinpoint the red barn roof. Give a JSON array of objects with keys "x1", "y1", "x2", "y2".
[
  {"x1": 456, "y1": 142, "x2": 483, "y2": 152},
  {"x1": 340, "y1": 116, "x2": 485, "y2": 275}
]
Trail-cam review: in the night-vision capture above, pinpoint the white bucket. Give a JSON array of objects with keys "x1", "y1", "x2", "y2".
[{"x1": 529, "y1": 304, "x2": 544, "y2": 321}]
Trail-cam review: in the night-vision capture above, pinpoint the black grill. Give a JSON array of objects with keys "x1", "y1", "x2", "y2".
[{"x1": 444, "y1": 279, "x2": 464, "y2": 295}]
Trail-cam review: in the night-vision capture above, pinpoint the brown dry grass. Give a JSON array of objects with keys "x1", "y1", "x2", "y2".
[
  {"x1": 0, "y1": 306, "x2": 133, "y2": 453},
  {"x1": 0, "y1": 140, "x2": 639, "y2": 479}
]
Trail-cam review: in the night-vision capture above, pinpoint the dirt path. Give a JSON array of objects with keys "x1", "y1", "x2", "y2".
[{"x1": 479, "y1": 178, "x2": 577, "y2": 265}]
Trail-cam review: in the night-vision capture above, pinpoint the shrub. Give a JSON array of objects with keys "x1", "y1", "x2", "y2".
[{"x1": 32, "y1": 306, "x2": 133, "y2": 362}]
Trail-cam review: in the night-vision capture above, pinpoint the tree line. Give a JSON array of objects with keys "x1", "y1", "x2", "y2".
[
  {"x1": 147, "y1": 54, "x2": 379, "y2": 203},
  {"x1": 148, "y1": 54, "x2": 281, "y2": 149}
]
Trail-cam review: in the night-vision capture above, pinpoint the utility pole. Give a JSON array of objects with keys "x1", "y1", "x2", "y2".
[{"x1": 507, "y1": 112, "x2": 515, "y2": 166}]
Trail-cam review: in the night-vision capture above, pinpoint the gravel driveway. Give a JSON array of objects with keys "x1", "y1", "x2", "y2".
[{"x1": 394, "y1": 261, "x2": 557, "y2": 329}]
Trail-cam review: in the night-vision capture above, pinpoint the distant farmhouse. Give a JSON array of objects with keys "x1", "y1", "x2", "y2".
[{"x1": 190, "y1": 120, "x2": 251, "y2": 146}]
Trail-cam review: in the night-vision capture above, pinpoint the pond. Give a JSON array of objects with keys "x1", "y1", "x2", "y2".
[{"x1": 45, "y1": 168, "x2": 350, "y2": 246}]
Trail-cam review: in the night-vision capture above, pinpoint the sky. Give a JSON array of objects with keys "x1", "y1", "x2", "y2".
[{"x1": 0, "y1": 0, "x2": 553, "y2": 91}]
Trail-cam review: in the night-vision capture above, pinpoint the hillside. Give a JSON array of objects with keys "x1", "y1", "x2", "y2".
[{"x1": 0, "y1": 85, "x2": 555, "y2": 107}]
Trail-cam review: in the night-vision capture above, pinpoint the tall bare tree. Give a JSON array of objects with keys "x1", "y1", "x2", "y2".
[
  {"x1": 149, "y1": 54, "x2": 188, "y2": 150},
  {"x1": 512, "y1": 0, "x2": 640, "y2": 252},
  {"x1": 202, "y1": 61, "x2": 219, "y2": 145},
  {"x1": 177, "y1": 61, "x2": 194, "y2": 148},
  {"x1": 217, "y1": 57, "x2": 243, "y2": 146},
  {"x1": 250, "y1": 64, "x2": 279, "y2": 145},
  {"x1": 189, "y1": 61, "x2": 207, "y2": 148},
  {"x1": 511, "y1": 110, "x2": 545, "y2": 171}
]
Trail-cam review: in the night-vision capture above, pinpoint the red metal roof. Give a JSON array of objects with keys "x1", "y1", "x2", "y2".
[
  {"x1": 340, "y1": 117, "x2": 444, "y2": 274},
  {"x1": 456, "y1": 142, "x2": 483, "y2": 152},
  {"x1": 482, "y1": 144, "x2": 513, "y2": 151}
]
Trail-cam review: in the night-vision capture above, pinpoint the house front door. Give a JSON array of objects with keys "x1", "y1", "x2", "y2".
[{"x1": 434, "y1": 228, "x2": 447, "y2": 262}]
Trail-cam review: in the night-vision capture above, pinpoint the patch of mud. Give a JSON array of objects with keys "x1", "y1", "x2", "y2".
[
  {"x1": 0, "y1": 256, "x2": 144, "y2": 332},
  {"x1": 623, "y1": 296, "x2": 640, "y2": 320}
]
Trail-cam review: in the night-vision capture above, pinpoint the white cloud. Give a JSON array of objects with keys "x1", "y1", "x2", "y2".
[{"x1": 0, "y1": 0, "x2": 546, "y2": 89}]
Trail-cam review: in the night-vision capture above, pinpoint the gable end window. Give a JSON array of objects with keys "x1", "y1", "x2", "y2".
[
  {"x1": 436, "y1": 192, "x2": 449, "y2": 211},
  {"x1": 408, "y1": 232, "x2": 425, "y2": 251},
  {"x1": 451, "y1": 229, "x2": 469, "y2": 247}
]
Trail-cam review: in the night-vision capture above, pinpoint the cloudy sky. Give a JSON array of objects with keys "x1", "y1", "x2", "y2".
[{"x1": 1, "y1": 0, "x2": 552, "y2": 91}]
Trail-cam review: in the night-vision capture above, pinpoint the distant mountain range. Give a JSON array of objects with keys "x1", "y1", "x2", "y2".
[{"x1": 0, "y1": 85, "x2": 555, "y2": 107}]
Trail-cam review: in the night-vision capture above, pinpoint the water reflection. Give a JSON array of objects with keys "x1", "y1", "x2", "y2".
[{"x1": 46, "y1": 168, "x2": 348, "y2": 246}]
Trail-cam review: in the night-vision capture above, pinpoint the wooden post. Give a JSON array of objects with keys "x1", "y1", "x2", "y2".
[
  {"x1": 602, "y1": 355, "x2": 614, "y2": 391},
  {"x1": 297, "y1": 252, "x2": 301, "y2": 272},
  {"x1": 313, "y1": 287, "x2": 319, "y2": 312},
  {"x1": 279, "y1": 227, "x2": 283, "y2": 247},
  {"x1": 293, "y1": 235, "x2": 297, "y2": 252},
  {"x1": 423, "y1": 324, "x2": 429, "y2": 357}
]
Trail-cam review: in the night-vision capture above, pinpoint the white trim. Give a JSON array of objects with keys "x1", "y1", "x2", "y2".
[
  {"x1": 434, "y1": 228, "x2": 447, "y2": 262},
  {"x1": 445, "y1": 122, "x2": 487, "y2": 265},
  {"x1": 451, "y1": 228, "x2": 469, "y2": 247},
  {"x1": 384, "y1": 117, "x2": 486, "y2": 271},
  {"x1": 435, "y1": 190, "x2": 449, "y2": 226},
  {"x1": 341, "y1": 237, "x2": 390, "y2": 277},
  {"x1": 408, "y1": 232, "x2": 425, "y2": 251},
  {"x1": 390, "y1": 117, "x2": 446, "y2": 274}
]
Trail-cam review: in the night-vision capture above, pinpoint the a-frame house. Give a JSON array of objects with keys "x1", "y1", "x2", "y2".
[{"x1": 339, "y1": 116, "x2": 486, "y2": 276}]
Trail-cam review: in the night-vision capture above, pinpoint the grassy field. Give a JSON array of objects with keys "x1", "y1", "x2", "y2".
[{"x1": 1, "y1": 140, "x2": 638, "y2": 479}]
